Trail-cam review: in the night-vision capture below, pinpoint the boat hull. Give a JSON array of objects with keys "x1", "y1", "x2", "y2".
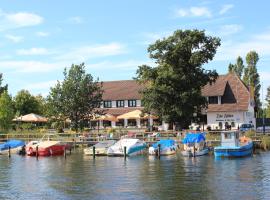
[
  {"x1": 107, "y1": 139, "x2": 146, "y2": 156},
  {"x1": 149, "y1": 146, "x2": 177, "y2": 156},
  {"x1": 84, "y1": 147, "x2": 107, "y2": 156},
  {"x1": 181, "y1": 148, "x2": 209, "y2": 157},
  {"x1": 214, "y1": 142, "x2": 253, "y2": 157},
  {"x1": 27, "y1": 142, "x2": 70, "y2": 156}
]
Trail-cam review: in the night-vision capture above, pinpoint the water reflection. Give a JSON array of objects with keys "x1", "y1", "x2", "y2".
[{"x1": 0, "y1": 151, "x2": 270, "y2": 199}]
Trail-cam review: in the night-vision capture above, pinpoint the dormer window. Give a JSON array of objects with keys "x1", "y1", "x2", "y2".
[{"x1": 208, "y1": 96, "x2": 218, "y2": 104}]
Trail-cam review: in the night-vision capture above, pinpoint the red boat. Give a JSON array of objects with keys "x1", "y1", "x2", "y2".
[{"x1": 26, "y1": 134, "x2": 71, "y2": 156}]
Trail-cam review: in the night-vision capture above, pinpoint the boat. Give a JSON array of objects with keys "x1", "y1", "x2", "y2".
[
  {"x1": 0, "y1": 140, "x2": 25, "y2": 155},
  {"x1": 149, "y1": 139, "x2": 177, "y2": 155},
  {"x1": 84, "y1": 140, "x2": 116, "y2": 156},
  {"x1": 214, "y1": 131, "x2": 253, "y2": 157},
  {"x1": 181, "y1": 133, "x2": 209, "y2": 157},
  {"x1": 26, "y1": 134, "x2": 71, "y2": 156},
  {"x1": 107, "y1": 138, "x2": 146, "y2": 156}
]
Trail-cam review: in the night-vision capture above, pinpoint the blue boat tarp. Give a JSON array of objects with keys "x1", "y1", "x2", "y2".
[
  {"x1": 0, "y1": 140, "x2": 25, "y2": 151},
  {"x1": 182, "y1": 133, "x2": 206, "y2": 144},
  {"x1": 152, "y1": 139, "x2": 175, "y2": 149}
]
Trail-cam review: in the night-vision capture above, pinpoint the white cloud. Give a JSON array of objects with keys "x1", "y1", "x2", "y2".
[
  {"x1": 0, "y1": 60, "x2": 64, "y2": 73},
  {"x1": 68, "y1": 16, "x2": 83, "y2": 24},
  {"x1": 0, "y1": 11, "x2": 43, "y2": 31},
  {"x1": 16, "y1": 48, "x2": 49, "y2": 56},
  {"x1": 141, "y1": 31, "x2": 173, "y2": 44},
  {"x1": 215, "y1": 30, "x2": 270, "y2": 61},
  {"x1": 5, "y1": 34, "x2": 23, "y2": 43},
  {"x1": 55, "y1": 42, "x2": 126, "y2": 62},
  {"x1": 219, "y1": 4, "x2": 234, "y2": 15},
  {"x1": 219, "y1": 24, "x2": 243, "y2": 36},
  {"x1": 175, "y1": 7, "x2": 212, "y2": 18},
  {"x1": 36, "y1": 31, "x2": 50, "y2": 37},
  {"x1": 24, "y1": 80, "x2": 59, "y2": 90},
  {"x1": 88, "y1": 60, "x2": 155, "y2": 71}
]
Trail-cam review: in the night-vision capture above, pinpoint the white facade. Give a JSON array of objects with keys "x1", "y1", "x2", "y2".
[{"x1": 206, "y1": 100, "x2": 255, "y2": 130}]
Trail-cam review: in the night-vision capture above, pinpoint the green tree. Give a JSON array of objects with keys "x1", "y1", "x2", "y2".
[
  {"x1": 14, "y1": 90, "x2": 41, "y2": 115},
  {"x1": 47, "y1": 63, "x2": 103, "y2": 132},
  {"x1": 0, "y1": 91, "x2": 14, "y2": 131},
  {"x1": 243, "y1": 51, "x2": 261, "y2": 111},
  {"x1": 0, "y1": 73, "x2": 8, "y2": 95},
  {"x1": 136, "y1": 29, "x2": 220, "y2": 128},
  {"x1": 228, "y1": 56, "x2": 244, "y2": 78},
  {"x1": 266, "y1": 86, "x2": 270, "y2": 118}
]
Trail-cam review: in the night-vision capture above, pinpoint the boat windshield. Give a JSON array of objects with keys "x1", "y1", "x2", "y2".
[{"x1": 40, "y1": 134, "x2": 61, "y2": 141}]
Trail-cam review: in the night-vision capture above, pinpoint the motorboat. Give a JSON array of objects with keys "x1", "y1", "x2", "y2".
[
  {"x1": 149, "y1": 139, "x2": 177, "y2": 155},
  {"x1": 26, "y1": 134, "x2": 71, "y2": 156},
  {"x1": 0, "y1": 140, "x2": 25, "y2": 155},
  {"x1": 107, "y1": 138, "x2": 146, "y2": 156},
  {"x1": 181, "y1": 132, "x2": 209, "y2": 157},
  {"x1": 214, "y1": 131, "x2": 253, "y2": 157},
  {"x1": 84, "y1": 140, "x2": 116, "y2": 156}
]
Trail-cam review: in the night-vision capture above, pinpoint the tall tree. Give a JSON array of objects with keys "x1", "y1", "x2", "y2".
[
  {"x1": 47, "y1": 63, "x2": 103, "y2": 132},
  {"x1": 136, "y1": 29, "x2": 220, "y2": 128},
  {"x1": 266, "y1": 86, "x2": 270, "y2": 118},
  {"x1": 0, "y1": 73, "x2": 8, "y2": 95},
  {"x1": 0, "y1": 91, "x2": 14, "y2": 131},
  {"x1": 228, "y1": 56, "x2": 244, "y2": 78},
  {"x1": 243, "y1": 51, "x2": 261, "y2": 112},
  {"x1": 13, "y1": 90, "x2": 41, "y2": 116}
]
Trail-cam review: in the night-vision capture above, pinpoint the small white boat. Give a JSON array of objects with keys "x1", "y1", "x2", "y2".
[
  {"x1": 149, "y1": 139, "x2": 177, "y2": 156},
  {"x1": 84, "y1": 140, "x2": 116, "y2": 155},
  {"x1": 181, "y1": 133, "x2": 209, "y2": 157},
  {"x1": 107, "y1": 138, "x2": 146, "y2": 156}
]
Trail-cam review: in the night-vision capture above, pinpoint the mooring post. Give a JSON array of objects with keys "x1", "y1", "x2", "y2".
[
  {"x1": 8, "y1": 146, "x2": 11, "y2": 158},
  {"x1": 64, "y1": 146, "x2": 66, "y2": 159},
  {"x1": 93, "y1": 146, "x2": 96, "y2": 159},
  {"x1": 69, "y1": 147, "x2": 72, "y2": 155},
  {"x1": 158, "y1": 144, "x2": 161, "y2": 159},
  {"x1": 124, "y1": 146, "x2": 127, "y2": 159},
  {"x1": 36, "y1": 146, "x2": 39, "y2": 160},
  {"x1": 193, "y1": 146, "x2": 195, "y2": 158}
]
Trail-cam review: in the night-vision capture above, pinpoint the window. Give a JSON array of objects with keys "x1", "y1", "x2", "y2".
[
  {"x1": 208, "y1": 96, "x2": 218, "y2": 104},
  {"x1": 231, "y1": 122, "x2": 235, "y2": 127},
  {"x1": 128, "y1": 100, "x2": 137, "y2": 107},
  {"x1": 116, "y1": 100, "x2": 125, "y2": 107},
  {"x1": 103, "y1": 100, "x2": 112, "y2": 108}
]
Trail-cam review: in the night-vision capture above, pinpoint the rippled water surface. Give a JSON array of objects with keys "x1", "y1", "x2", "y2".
[{"x1": 0, "y1": 150, "x2": 270, "y2": 200}]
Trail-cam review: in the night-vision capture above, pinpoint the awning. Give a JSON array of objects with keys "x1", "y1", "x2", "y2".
[
  {"x1": 13, "y1": 113, "x2": 48, "y2": 123},
  {"x1": 91, "y1": 114, "x2": 118, "y2": 122},
  {"x1": 117, "y1": 109, "x2": 158, "y2": 120}
]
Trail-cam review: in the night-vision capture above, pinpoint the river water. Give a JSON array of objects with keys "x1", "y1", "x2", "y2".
[{"x1": 0, "y1": 150, "x2": 270, "y2": 200}]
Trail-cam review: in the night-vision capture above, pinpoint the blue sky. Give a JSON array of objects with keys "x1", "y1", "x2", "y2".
[{"x1": 0, "y1": 0, "x2": 270, "y2": 103}]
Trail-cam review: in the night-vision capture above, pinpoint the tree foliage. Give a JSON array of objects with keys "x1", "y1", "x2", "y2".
[
  {"x1": 13, "y1": 90, "x2": 42, "y2": 116},
  {"x1": 136, "y1": 29, "x2": 220, "y2": 127},
  {"x1": 47, "y1": 63, "x2": 103, "y2": 132},
  {"x1": 266, "y1": 86, "x2": 270, "y2": 118},
  {"x1": 0, "y1": 73, "x2": 8, "y2": 95},
  {"x1": 228, "y1": 56, "x2": 244, "y2": 78},
  {"x1": 243, "y1": 51, "x2": 261, "y2": 111},
  {"x1": 0, "y1": 91, "x2": 14, "y2": 131}
]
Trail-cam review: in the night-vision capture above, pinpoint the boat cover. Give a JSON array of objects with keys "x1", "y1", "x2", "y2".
[
  {"x1": 152, "y1": 139, "x2": 175, "y2": 148},
  {"x1": 182, "y1": 133, "x2": 206, "y2": 144},
  {"x1": 0, "y1": 140, "x2": 25, "y2": 151}
]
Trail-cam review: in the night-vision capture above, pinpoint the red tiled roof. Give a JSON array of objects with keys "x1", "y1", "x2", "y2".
[
  {"x1": 201, "y1": 75, "x2": 228, "y2": 96},
  {"x1": 101, "y1": 80, "x2": 144, "y2": 100},
  {"x1": 204, "y1": 73, "x2": 250, "y2": 112}
]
